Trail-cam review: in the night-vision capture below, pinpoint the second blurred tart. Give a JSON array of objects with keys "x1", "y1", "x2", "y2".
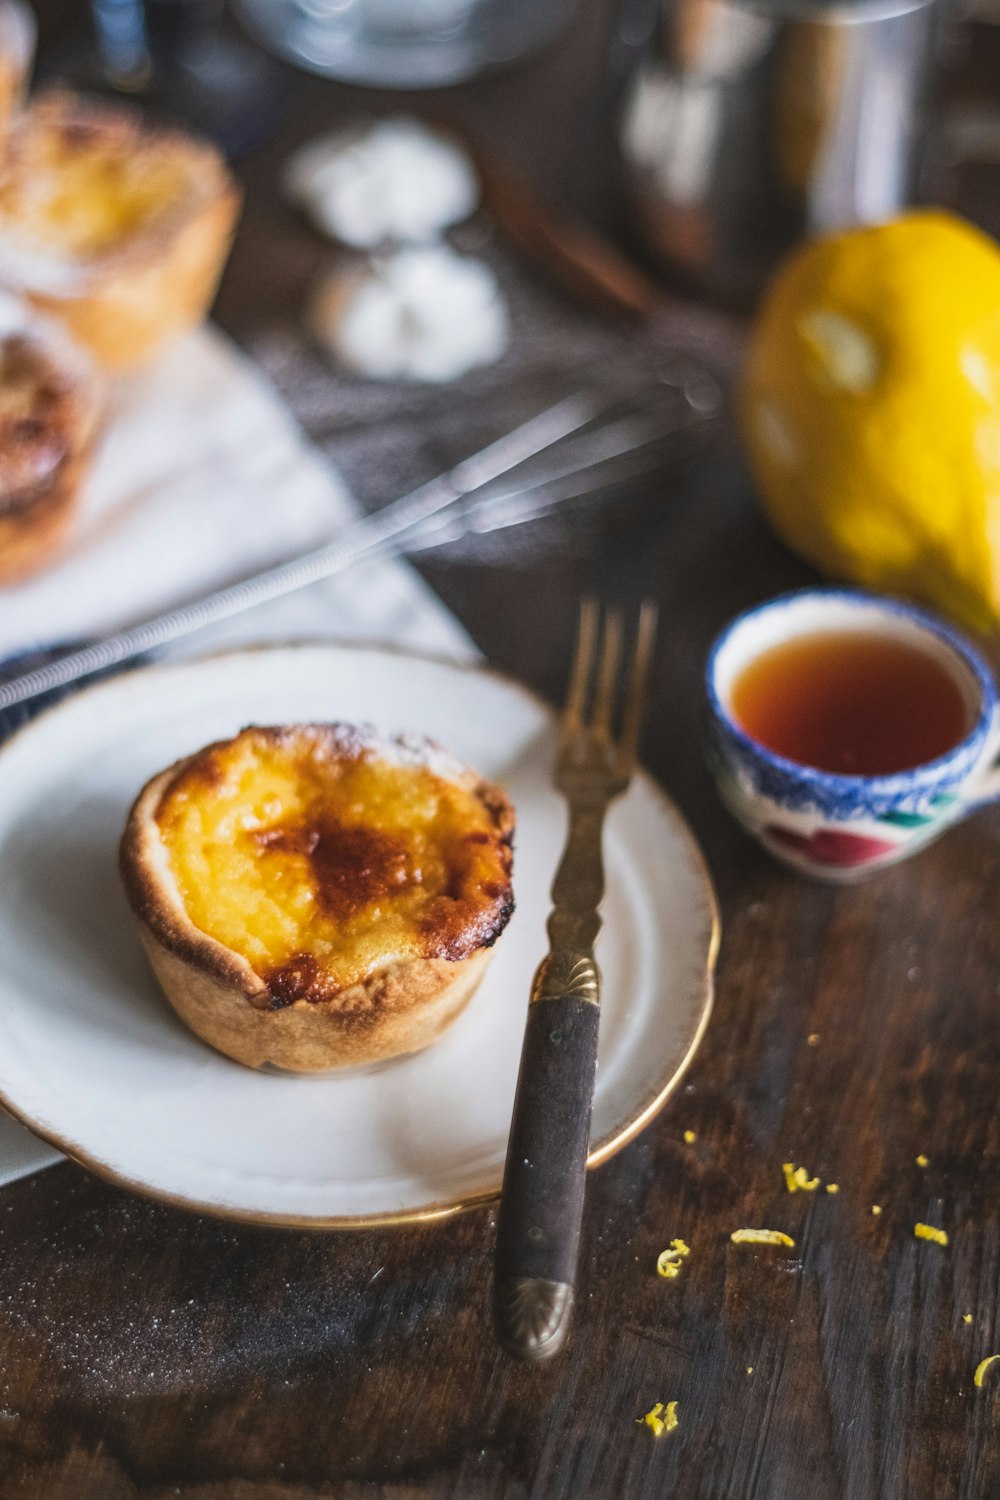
[
  {"x1": 0, "y1": 1, "x2": 33, "y2": 156},
  {"x1": 0, "y1": 91, "x2": 241, "y2": 371},
  {"x1": 0, "y1": 291, "x2": 100, "y2": 585}
]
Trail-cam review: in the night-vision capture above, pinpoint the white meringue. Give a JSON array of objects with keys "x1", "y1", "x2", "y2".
[
  {"x1": 309, "y1": 245, "x2": 508, "y2": 383},
  {"x1": 284, "y1": 117, "x2": 480, "y2": 249}
]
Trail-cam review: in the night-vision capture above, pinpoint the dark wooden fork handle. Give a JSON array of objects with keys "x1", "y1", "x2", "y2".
[{"x1": 493, "y1": 983, "x2": 601, "y2": 1362}]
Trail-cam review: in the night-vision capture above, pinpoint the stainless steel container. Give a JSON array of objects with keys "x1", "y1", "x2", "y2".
[{"x1": 620, "y1": 0, "x2": 942, "y2": 304}]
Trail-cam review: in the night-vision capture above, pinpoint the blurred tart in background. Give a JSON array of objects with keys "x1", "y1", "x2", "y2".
[
  {"x1": 0, "y1": 92, "x2": 240, "y2": 371},
  {"x1": 0, "y1": 1, "x2": 33, "y2": 156},
  {"x1": 0, "y1": 290, "x2": 100, "y2": 585},
  {"x1": 120, "y1": 723, "x2": 516, "y2": 1073}
]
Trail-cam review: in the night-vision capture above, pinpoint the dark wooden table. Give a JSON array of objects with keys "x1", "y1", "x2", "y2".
[{"x1": 4, "y1": 8, "x2": 1000, "y2": 1498}]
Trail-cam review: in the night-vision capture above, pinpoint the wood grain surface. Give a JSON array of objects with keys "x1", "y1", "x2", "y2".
[{"x1": 3, "y1": 5, "x2": 1000, "y2": 1498}]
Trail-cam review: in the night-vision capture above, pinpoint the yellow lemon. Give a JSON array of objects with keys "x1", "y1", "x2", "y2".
[{"x1": 741, "y1": 210, "x2": 1000, "y2": 632}]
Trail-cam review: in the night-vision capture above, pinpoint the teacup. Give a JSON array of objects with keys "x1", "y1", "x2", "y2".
[{"x1": 706, "y1": 588, "x2": 1000, "y2": 881}]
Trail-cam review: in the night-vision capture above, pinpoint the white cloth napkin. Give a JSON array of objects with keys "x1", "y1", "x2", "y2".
[{"x1": 0, "y1": 325, "x2": 475, "y2": 1186}]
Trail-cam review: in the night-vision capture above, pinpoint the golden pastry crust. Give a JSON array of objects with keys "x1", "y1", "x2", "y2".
[
  {"x1": 0, "y1": 296, "x2": 100, "y2": 584},
  {"x1": 120, "y1": 724, "x2": 515, "y2": 1072},
  {"x1": 0, "y1": 441, "x2": 91, "y2": 584},
  {"x1": 0, "y1": 91, "x2": 241, "y2": 370}
]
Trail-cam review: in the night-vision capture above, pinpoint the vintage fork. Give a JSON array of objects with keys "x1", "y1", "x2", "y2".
[{"x1": 493, "y1": 598, "x2": 658, "y2": 1362}]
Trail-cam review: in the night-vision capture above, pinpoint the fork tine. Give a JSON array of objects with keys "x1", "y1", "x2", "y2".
[
  {"x1": 592, "y1": 607, "x2": 624, "y2": 742},
  {"x1": 619, "y1": 599, "x2": 658, "y2": 765},
  {"x1": 562, "y1": 597, "x2": 599, "y2": 738}
]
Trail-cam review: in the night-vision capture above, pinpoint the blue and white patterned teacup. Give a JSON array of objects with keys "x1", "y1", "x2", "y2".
[{"x1": 706, "y1": 589, "x2": 1000, "y2": 881}]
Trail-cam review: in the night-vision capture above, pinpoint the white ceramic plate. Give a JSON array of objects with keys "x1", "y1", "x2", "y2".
[{"x1": 0, "y1": 644, "x2": 718, "y2": 1227}]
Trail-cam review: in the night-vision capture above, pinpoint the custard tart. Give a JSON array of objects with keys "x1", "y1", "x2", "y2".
[
  {"x1": 0, "y1": 291, "x2": 100, "y2": 584},
  {"x1": 120, "y1": 724, "x2": 515, "y2": 1072},
  {"x1": 0, "y1": 91, "x2": 240, "y2": 370}
]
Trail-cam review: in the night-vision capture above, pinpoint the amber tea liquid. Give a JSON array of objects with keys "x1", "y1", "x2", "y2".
[{"x1": 730, "y1": 630, "x2": 970, "y2": 776}]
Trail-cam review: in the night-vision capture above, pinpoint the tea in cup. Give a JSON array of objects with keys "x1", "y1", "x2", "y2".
[{"x1": 706, "y1": 589, "x2": 1000, "y2": 880}]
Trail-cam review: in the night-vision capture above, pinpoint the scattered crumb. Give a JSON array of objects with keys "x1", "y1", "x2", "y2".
[
  {"x1": 826, "y1": 1184, "x2": 839, "y2": 1194},
  {"x1": 639, "y1": 1401, "x2": 679, "y2": 1437},
  {"x1": 683, "y1": 1130, "x2": 697, "y2": 1145},
  {"x1": 731, "y1": 1228, "x2": 796, "y2": 1247},
  {"x1": 975, "y1": 1356, "x2": 1000, "y2": 1388},
  {"x1": 872, "y1": 1205, "x2": 882, "y2": 1216},
  {"x1": 916, "y1": 1155, "x2": 929, "y2": 1168},
  {"x1": 914, "y1": 1222, "x2": 948, "y2": 1247},
  {"x1": 656, "y1": 1239, "x2": 691, "y2": 1280},
  {"x1": 964, "y1": 1314, "x2": 974, "y2": 1325},
  {"x1": 783, "y1": 1162, "x2": 820, "y2": 1193},
  {"x1": 807, "y1": 1033, "x2": 820, "y2": 1047}
]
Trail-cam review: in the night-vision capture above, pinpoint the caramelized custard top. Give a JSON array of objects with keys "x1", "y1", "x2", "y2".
[
  {"x1": 154, "y1": 725, "x2": 514, "y2": 1007},
  {"x1": 0, "y1": 97, "x2": 197, "y2": 259},
  {"x1": 0, "y1": 333, "x2": 85, "y2": 499}
]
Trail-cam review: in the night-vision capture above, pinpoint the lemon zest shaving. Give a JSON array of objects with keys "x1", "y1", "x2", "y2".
[
  {"x1": 640, "y1": 1403, "x2": 664, "y2": 1436},
  {"x1": 914, "y1": 1222, "x2": 948, "y2": 1246},
  {"x1": 639, "y1": 1401, "x2": 679, "y2": 1437},
  {"x1": 964, "y1": 1314, "x2": 974, "y2": 1325},
  {"x1": 656, "y1": 1238, "x2": 691, "y2": 1279},
  {"x1": 826, "y1": 1183, "x2": 839, "y2": 1194},
  {"x1": 683, "y1": 1130, "x2": 697, "y2": 1144},
  {"x1": 872, "y1": 1205, "x2": 882, "y2": 1216},
  {"x1": 731, "y1": 1228, "x2": 795, "y2": 1247},
  {"x1": 746, "y1": 1366, "x2": 754, "y2": 1375},
  {"x1": 916, "y1": 1154, "x2": 929, "y2": 1168},
  {"x1": 975, "y1": 1356, "x2": 1000, "y2": 1388},
  {"x1": 782, "y1": 1162, "x2": 820, "y2": 1193}
]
